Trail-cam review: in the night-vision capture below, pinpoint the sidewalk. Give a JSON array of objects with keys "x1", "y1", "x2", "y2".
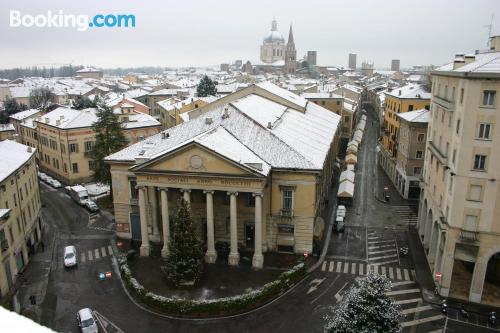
[
  {"x1": 375, "y1": 164, "x2": 416, "y2": 208},
  {"x1": 16, "y1": 213, "x2": 57, "y2": 323}
]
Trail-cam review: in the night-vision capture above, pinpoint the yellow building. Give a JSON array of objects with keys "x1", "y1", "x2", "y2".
[
  {"x1": 106, "y1": 82, "x2": 341, "y2": 268},
  {"x1": 35, "y1": 106, "x2": 161, "y2": 184},
  {"x1": 157, "y1": 96, "x2": 220, "y2": 128},
  {"x1": 0, "y1": 124, "x2": 15, "y2": 141},
  {"x1": 0, "y1": 140, "x2": 42, "y2": 299},
  {"x1": 379, "y1": 84, "x2": 430, "y2": 182}
]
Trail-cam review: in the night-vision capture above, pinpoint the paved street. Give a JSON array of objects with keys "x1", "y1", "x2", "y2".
[{"x1": 16, "y1": 108, "x2": 498, "y2": 333}]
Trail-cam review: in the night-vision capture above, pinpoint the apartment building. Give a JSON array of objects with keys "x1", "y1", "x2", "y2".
[
  {"x1": 0, "y1": 140, "x2": 42, "y2": 300},
  {"x1": 379, "y1": 84, "x2": 430, "y2": 182},
  {"x1": 419, "y1": 39, "x2": 500, "y2": 306},
  {"x1": 395, "y1": 109, "x2": 430, "y2": 199}
]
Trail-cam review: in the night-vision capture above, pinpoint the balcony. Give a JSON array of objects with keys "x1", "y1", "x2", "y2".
[
  {"x1": 459, "y1": 230, "x2": 479, "y2": 242},
  {"x1": 427, "y1": 140, "x2": 447, "y2": 165},
  {"x1": 433, "y1": 96, "x2": 455, "y2": 111}
]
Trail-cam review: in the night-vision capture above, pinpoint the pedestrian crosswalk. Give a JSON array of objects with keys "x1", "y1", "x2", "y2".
[
  {"x1": 394, "y1": 205, "x2": 418, "y2": 224},
  {"x1": 79, "y1": 245, "x2": 114, "y2": 264},
  {"x1": 387, "y1": 281, "x2": 444, "y2": 332},
  {"x1": 321, "y1": 259, "x2": 414, "y2": 281},
  {"x1": 367, "y1": 231, "x2": 399, "y2": 266}
]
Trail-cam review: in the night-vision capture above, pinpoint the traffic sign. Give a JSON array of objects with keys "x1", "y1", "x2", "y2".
[
  {"x1": 435, "y1": 272, "x2": 442, "y2": 280},
  {"x1": 105, "y1": 271, "x2": 112, "y2": 278},
  {"x1": 99, "y1": 272, "x2": 106, "y2": 280},
  {"x1": 117, "y1": 241, "x2": 123, "y2": 247}
]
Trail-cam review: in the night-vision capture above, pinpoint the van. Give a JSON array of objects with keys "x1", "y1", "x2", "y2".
[
  {"x1": 336, "y1": 205, "x2": 346, "y2": 218},
  {"x1": 64, "y1": 245, "x2": 77, "y2": 268},
  {"x1": 335, "y1": 216, "x2": 345, "y2": 233}
]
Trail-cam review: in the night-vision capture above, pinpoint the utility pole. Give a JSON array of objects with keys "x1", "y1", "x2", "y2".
[{"x1": 484, "y1": 14, "x2": 494, "y2": 47}]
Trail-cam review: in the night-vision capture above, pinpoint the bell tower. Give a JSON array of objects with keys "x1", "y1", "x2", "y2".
[{"x1": 284, "y1": 24, "x2": 297, "y2": 74}]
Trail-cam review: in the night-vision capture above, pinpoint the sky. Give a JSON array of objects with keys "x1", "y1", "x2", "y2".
[{"x1": 1, "y1": 0, "x2": 500, "y2": 69}]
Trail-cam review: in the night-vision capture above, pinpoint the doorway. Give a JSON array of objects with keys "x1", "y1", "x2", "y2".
[{"x1": 245, "y1": 223, "x2": 255, "y2": 248}]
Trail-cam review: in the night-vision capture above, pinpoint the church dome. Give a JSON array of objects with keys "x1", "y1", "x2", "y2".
[{"x1": 263, "y1": 19, "x2": 285, "y2": 44}]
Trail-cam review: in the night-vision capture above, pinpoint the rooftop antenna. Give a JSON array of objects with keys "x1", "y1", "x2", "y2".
[{"x1": 484, "y1": 13, "x2": 494, "y2": 47}]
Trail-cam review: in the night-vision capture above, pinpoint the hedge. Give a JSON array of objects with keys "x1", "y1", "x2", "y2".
[{"x1": 118, "y1": 257, "x2": 306, "y2": 316}]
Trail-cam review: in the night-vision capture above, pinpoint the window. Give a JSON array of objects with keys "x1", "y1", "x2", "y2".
[
  {"x1": 413, "y1": 167, "x2": 422, "y2": 175},
  {"x1": 408, "y1": 105, "x2": 414, "y2": 111},
  {"x1": 417, "y1": 133, "x2": 425, "y2": 142},
  {"x1": 344, "y1": 116, "x2": 351, "y2": 123},
  {"x1": 463, "y1": 215, "x2": 478, "y2": 231},
  {"x1": 281, "y1": 187, "x2": 294, "y2": 216},
  {"x1": 473, "y1": 154, "x2": 487, "y2": 170},
  {"x1": 247, "y1": 193, "x2": 255, "y2": 207},
  {"x1": 477, "y1": 123, "x2": 491, "y2": 139},
  {"x1": 336, "y1": 101, "x2": 341, "y2": 105},
  {"x1": 468, "y1": 185, "x2": 483, "y2": 201},
  {"x1": 277, "y1": 224, "x2": 294, "y2": 234},
  {"x1": 84, "y1": 141, "x2": 93, "y2": 152},
  {"x1": 456, "y1": 119, "x2": 461, "y2": 135},
  {"x1": 61, "y1": 143, "x2": 66, "y2": 154},
  {"x1": 72, "y1": 163, "x2": 79, "y2": 173},
  {"x1": 88, "y1": 160, "x2": 94, "y2": 171},
  {"x1": 460, "y1": 88, "x2": 464, "y2": 104},
  {"x1": 452, "y1": 149, "x2": 456, "y2": 164},
  {"x1": 483, "y1": 90, "x2": 496, "y2": 106},
  {"x1": 69, "y1": 143, "x2": 78, "y2": 153},
  {"x1": 129, "y1": 179, "x2": 138, "y2": 199},
  {"x1": 415, "y1": 150, "x2": 423, "y2": 159},
  {"x1": 63, "y1": 163, "x2": 67, "y2": 173}
]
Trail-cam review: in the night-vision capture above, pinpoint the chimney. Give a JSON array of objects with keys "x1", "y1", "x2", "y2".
[
  {"x1": 27, "y1": 146, "x2": 32, "y2": 153},
  {"x1": 45, "y1": 117, "x2": 50, "y2": 123},
  {"x1": 398, "y1": 90, "x2": 401, "y2": 96},
  {"x1": 56, "y1": 119, "x2": 61, "y2": 126},
  {"x1": 267, "y1": 121, "x2": 272, "y2": 129},
  {"x1": 329, "y1": 91, "x2": 333, "y2": 97},
  {"x1": 222, "y1": 107, "x2": 229, "y2": 119},
  {"x1": 162, "y1": 132, "x2": 169, "y2": 139},
  {"x1": 464, "y1": 54, "x2": 475, "y2": 65},
  {"x1": 453, "y1": 53, "x2": 465, "y2": 69},
  {"x1": 205, "y1": 117, "x2": 213, "y2": 125}
]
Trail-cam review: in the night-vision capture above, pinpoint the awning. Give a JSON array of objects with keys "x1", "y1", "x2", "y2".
[
  {"x1": 346, "y1": 145, "x2": 358, "y2": 154},
  {"x1": 348, "y1": 140, "x2": 359, "y2": 147},
  {"x1": 337, "y1": 180, "x2": 354, "y2": 198}
]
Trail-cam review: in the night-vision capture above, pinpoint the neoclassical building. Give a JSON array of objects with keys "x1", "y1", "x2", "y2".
[
  {"x1": 258, "y1": 19, "x2": 297, "y2": 74},
  {"x1": 106, "y1": 82, "x2": 340, "y2": 268}
]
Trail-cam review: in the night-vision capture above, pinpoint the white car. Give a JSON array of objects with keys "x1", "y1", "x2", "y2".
[
  {"x1": 48, "y1": 179, "x2": 62, "y2": 188},
  {"x1": 84, "y1": 200, "x2": 99, "y2": 212},
  {"x1": 39, "y1": 173, "x2": 48, "y2": 182},
  {"x1": 64, "y1": 245, "x2": 77, "y2": 268},
  {"x1": 44, "y1": 176, "x2": 55, "y2": 184},
  {"x1": 77, "y1": 308, "x2": 98, "y2": 333},
  {"x1": 336, "y1": 205, "x2": 346, "y2": 218}
]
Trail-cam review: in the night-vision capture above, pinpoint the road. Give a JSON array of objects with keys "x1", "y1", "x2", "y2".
[{"x1": 31, "y1": 106, "x2": 499, "y2": 333}]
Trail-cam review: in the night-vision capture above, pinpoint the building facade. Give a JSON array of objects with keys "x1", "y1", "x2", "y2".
[
  {"x1": 106, "y1": 82, "x2": 341, "y2": 269},
  {"x1": 260, "y1": 19, "x2": 286, "y2": 64},
  {"x1": 348, "y1": 53, "x2": 357, "y2": 70},
  {"x1": 418, "y1": 43, "x2": 500, "y2": 306},
  {"x1": 0, "y1": 140, "x2": 42, "y2": 300},
  {"x1": 391, "y1": 59, "x2": 401, "y2": 72}
]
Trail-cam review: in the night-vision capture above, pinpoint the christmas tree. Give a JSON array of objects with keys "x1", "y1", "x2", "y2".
[
  {"x1": 166, "y1": 198, "x2": 204, "y2": 287},
  {"x1": 196, "y1": 75, "x2": 217, "y2": 97}
]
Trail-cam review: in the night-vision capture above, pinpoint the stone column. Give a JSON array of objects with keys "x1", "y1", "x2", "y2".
[
  {"x1": 469, "y1": 258, "x2": 488, "y2": 303},
  {"x1": 204, "y1": 190, "x2": 217, "y2": 263},
  {"x1": 181, "y1": 189, "x2": 191, "y2": 205},
  {"x1": 160, "y1": 188, "x2": 170, "y2": 258},
  {"x1": 228, "y1": 192, "x2": 239, "y2": 266},
  {"x1": 252, "y1": 193, "x2": 264, "y2": 269},
  {"x1": 138, "y1": 186, "x2": 150, "y2": 256},
  {"x1": 149, "y1": 186, "x2": 160, "y2": 240}
]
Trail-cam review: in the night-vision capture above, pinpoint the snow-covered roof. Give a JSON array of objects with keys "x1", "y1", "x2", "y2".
[
  {"x1": 76, "y1": 67, "x2": 102, "y2": 73},
  {"x1": 37, "y1": 107, "x2": 98, "y2": 129},
  {"x1": 0, "y1": 140, "x2": 35, "y2": 183},
  {"x1": 107, "y1": 82, "x2": 340, "y2": 171},
  {"x1": 386, "y1": 83, "x2": 431, "y2": 99},
  {"x1": 0, "y1": 124, "x2": 15, "y2": 132},
  {"x1": 9, "y1": 109, "x2": 41, "y2": 121},
  {"x1": 436, "y1": 52, "x2": 500, "y2": 75},
  {"x1": 302, "y1": 92, "x2": 343, "y2": 99},
  {"x1": 396, "y1": 108, "x2": 430, "y2": 123}
]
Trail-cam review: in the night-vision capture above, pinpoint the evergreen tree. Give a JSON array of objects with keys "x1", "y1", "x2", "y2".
[
  {"x1": 166, "y1": 199, "x2": 204, "y2": 287},
  {"x1": 73, "y1": 95, "x2": 97, "y2": 110},
  {"x1": 4, "y1": 97, "x2": 22, "y2": 115},
  {"x1": 89, "y1": 102, "x2": 128, "y2": 187},
  {"x1": 196, "y1": 75, "x2": 217, "y2": 97},
  {"x1": 324, "y1": 273, "x2": 401, "y2": 333}
]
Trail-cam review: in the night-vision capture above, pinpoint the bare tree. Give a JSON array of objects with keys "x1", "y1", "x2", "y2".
[{"x1": 29, "y1": 87, "x2": 56, "y2": 112}]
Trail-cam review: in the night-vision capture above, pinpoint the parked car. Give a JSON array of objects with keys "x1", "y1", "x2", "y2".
[
  {"x1": 48, "y1": 179, "x2": 62, "y2": 188},
  {"x1": 64, "y1": 245, "x2": 77, "y2": 268},
  {"x1": 44, "y1": 176, "x2": 55, "y2": 184},
  {"x1": 64, "y1": 186, "x2": 72, "y2": 194},
  {"x1": 38, "y1": 173, "x2": 48, "y2": 182},
  {"x1": 84, "y1": 200, "x2": 99, "y2": 212},
  {"x1": 336, "y1": 205, "x2": 346, "y2": 218},
  {"x1": 335, "y1": 216, "x2": 345, "y2": 232},
  {"x1": 77, "y1": 308, "x2": 98, "y2": 333}
]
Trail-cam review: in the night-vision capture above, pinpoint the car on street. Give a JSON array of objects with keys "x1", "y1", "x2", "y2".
[
  {"x1": 48, "y1": 179, "x2": 62, "y2": 188},
  {"x1": 84, "y1": 200, "x2": 99, "y2": 212},
  {"x1": 335, "y1": 216, "x2": 345, "y2": 232},
  {"x1": 336, "y1": 205, "x2": 346, "y2": 218},
  {"x1": 64, "y1": 245, "x2": 77, "y2": 268},
  {"x1": 76, "y1": 308, "x2": 98, "y2": 333}
]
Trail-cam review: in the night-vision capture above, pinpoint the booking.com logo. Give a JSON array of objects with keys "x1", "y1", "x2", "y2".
[{"x1": 9, "y1": 10, "x2": 136, "y2": 31}]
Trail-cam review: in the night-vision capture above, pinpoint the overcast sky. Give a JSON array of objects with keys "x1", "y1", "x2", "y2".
[{"x1": 1, "y1": 0, "x2": 500, "y2": 69}]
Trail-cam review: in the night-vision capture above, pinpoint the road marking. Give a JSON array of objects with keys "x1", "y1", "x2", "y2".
[
  {"x1": 368, "y1": 244, "x2": 395, "y2": 250},
  {"x1": 395, "y1": 298, "x2": 422, "y2": 305},
  {"x1": 368, "y1": 240, "x2": 395, "y2": 245},
  {"x1": 107, "y1": 245, "x2": 113, "y2": 255},
  {"x1": 389, "y1": 267, "x2": 394, "y2": 279},
  {"x1": 335, "y1": 282, "x2": 349, "y2": 303},
  {"x1": 368, "y1": 254, "x2": 398, "y2": 261},
  {"x1": 322, "y1": 261, "x2": 327, "y2": 271},
  {"x1": 310, "y1": 276, "x2": 339, "y2": 304},
  {"x1": 386, "y1": 288, "x2": 421, "y2": 296},
  {"x1": 351, "y1": 263, "x2": 356, "y2": 275},
  {"x1": 402, "y1": 305, "x2": 433, "y2": 315},
  {"x1": 94, "y1": 248, "x2": 100, "y2": 259},
  {"x1": 396, "y1": 268, "x2": 402, "y2": 280},
  {"x1": 336, "y1": 261, "x2": 342, "y2": 273},
  {"x1": 343, "y1": 263, "x2": 349, "y2": 274},
  {"x1": 329, "y1": 261, "x2": 334, "y2": 272},
  {"x1": 392, "y1": 281, "x2": 415, "y2": 287},
  {"x1": 101, "y1": 247, "x2": 107, "y2": 257},
  {"x1": 307, "y1": 278, "x2": 326, "y2": 294},
  {"x1": 93, "y1": 310, "x2": 125, "y2": 333},
  {"x1": 401, "y1": 315, "x2": 444, "y2": 328},
  {"x1": 404, "y1": 269, "x2": 410, "y2": 281},
  {"x1": 359, "y1": 264, "x2": 364, "y2": 275},
  {"x1": 88, "y1": 250, "x2": 93, "y2": 261},
  {"x1": 371, "y1": 259, "x2": 398, "y2": 266},
  {"x1": 369, "y1": 249, "x2": 397, "y2": 255}
]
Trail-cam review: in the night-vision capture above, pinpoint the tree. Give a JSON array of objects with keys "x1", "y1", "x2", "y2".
[
  {"x1": 196, "y1": 75, "x2": 217, "y2": 97},
  {"x1": 165, "y1": 198, "x2": 204, "y2": 287},
  {"x1": 73, "y1": 95, "x2": 97, "y2": 110},
  {"x1": 1, "y1": 98, "x2": 28, "y2": 124},
  {"x1": 89, "y1": 102, "x2": 128, "y2": 187},
  {"x1": 29, "y1": 87, "x2": 56, "y2": 112},
  {"x1": 324, "y1": 273, "x2": 401, "y2": 333}
]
